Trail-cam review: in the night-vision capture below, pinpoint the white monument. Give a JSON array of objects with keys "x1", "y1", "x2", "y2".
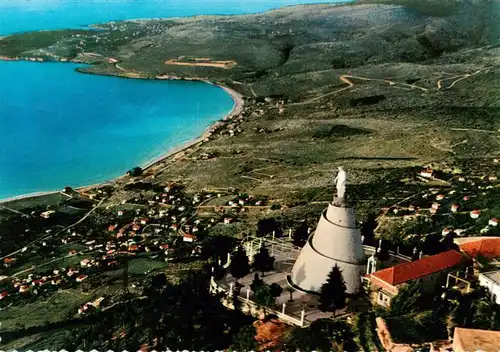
[
  {"x1": 289, "y1": 167, "x2": 365, "y2": 294},
  {"x1": 334, "y1": 166, "x2": 347, "y2": 200}
]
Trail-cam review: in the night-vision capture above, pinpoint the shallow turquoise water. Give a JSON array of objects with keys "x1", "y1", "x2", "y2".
[
  {"x1": 0, "y1": 0, "x2": 347, "y2": 199},
  {"x1": 1, "y1": 0, "x2": 348, "y2": 35},
  {"x1": 0, "y1": 61, "x2": 235, "y2": 198}
]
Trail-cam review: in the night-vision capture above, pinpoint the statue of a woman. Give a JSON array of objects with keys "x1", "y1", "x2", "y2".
[{"x1": 334, "y1": 166, "x2": 347, "y2": 199}]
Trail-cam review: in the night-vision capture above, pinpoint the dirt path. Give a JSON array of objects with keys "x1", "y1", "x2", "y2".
[
  {"x1": 292, "y1": 67, "x2": 489, "y2": 106},
  {"x1": 437, "y1": 68, "x2": 486, "y2": 90},
  {"x1": 290, "y1": 73, "x2": 427, "y2": 106}
]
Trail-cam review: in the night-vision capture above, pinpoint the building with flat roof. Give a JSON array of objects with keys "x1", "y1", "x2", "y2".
[
  {"x1": 478, "y1": 270, "x2": 500, "y2": 304},
  {"x1": 452, "y1": 327, "x2": 500, "y2": 352}
]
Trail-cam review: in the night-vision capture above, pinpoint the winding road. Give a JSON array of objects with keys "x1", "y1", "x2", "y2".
[{"x1": 290, "y1": 68, "x2": 489, "y2": 106}]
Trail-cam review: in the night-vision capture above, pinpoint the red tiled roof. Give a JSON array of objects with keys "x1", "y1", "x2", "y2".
[
  {"x1": 459, "y1": 238, "x2": 500, "y2": 259},
  {"x1": 371, "y1": 250, "x2": 465, "y2": 286}
]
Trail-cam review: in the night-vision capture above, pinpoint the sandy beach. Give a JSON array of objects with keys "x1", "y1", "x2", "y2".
[
  {"x1": 141, "y1": 84, "x2": 244, "y2": 170},
  {"x1": 0, "y1": 79, "x2": 244, "y2": 204}
]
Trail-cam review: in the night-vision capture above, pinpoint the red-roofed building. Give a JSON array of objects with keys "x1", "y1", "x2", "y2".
[
  {"x1": 459, "y1": 237, "x2": 500, "y2": 260},
  {"x1": 76, "y1": 274, "x2": 88, "y2": 283},
  {"x1": 183, "y1": 234, "x2": 197, "y2": 242},
  {"x1": 368, "y1": 250, "x2": 466, "y2": 307},
  {"x1": 128, "y1": 244, "x2": 139, "y2": 252}
]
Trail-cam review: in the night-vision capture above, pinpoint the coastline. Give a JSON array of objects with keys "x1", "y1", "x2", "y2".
[
  {"x1": 140, "y1": 84, "x2": 244, "y2": 170},
  {"x1": 0, "y1": 70, "x2": 244, "y2": 204}
]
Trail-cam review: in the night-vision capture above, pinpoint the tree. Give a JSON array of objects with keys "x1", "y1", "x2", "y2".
[
  {"x1": 318, "y1": 264, "x2": 347, "y2": 316},
  {"x1": 252, "y1": 244, "x2": 275, "y2": 275},
  {"x1": 254, "y1": 317, "x2": 288, "y2": 351},
  {"x1": 251, "y1": 273, "x2": 265, "y2": 293},
  {"x1": 127, "y1": 167, "x2": 143, "y2": 177},
  {"x1": 151, "y1": 273, "x2": 167, "y2": 289},
  {"x1": 253, "y1": 284, "x2": 277, "y2": 307},
  {"x1": 293, "y1": 221, "x2": 309, "y2": 247},
  {"x1": 376, "y1": 246, "x2": 390, "y2": 261},
  {"x1": 257, "y1": 218, "x2": 282, "y2": 237},
  {"x1": 269, "y1": 283, "x2": 283, "y2": 299},
  {"x1": 231, "y1": 325, "x2": 258, "y2": 351},
  {"x1": 229, "y1": 246, "x2": 250, "y2": 280},
  {"x1": 389, "y1": 280, "x2": 422, "y2": 316},
  {"x1": 286, "y1": 319, "x2": 356, "y2": 352},
  {"x1": 361, "y1": 212, "x2": 378, "y2": 245}
]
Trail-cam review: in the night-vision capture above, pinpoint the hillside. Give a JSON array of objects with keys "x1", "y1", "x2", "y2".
[{"x1": 0, "y1": 0, "x2": 499, "y2": 349}]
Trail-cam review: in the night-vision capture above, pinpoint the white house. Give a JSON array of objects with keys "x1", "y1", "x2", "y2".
[
  {"x1": 478, "y1": 271, "x2": 500, "y2": 304},
  {"x1": 419, "y1": 168, "x2": 433, "y2": 178},
  {"x1": 80, "y1": 259, "x2": 91, "y2": 267},
  {"x1": 470, "y1": 210, "x2": 481, "y2": 219},
  {"x1": 490, "y1": 218, "x2": 499, "y2": 227}
]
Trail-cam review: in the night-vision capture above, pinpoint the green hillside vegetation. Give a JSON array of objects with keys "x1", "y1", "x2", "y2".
[{"x1": 0, "y1": 0, "x2": 499, "y2": 349}]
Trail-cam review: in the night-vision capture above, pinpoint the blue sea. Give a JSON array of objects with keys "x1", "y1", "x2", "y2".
[{"x1": 0, "y1": 0, "x2": 346, "y2": 199}]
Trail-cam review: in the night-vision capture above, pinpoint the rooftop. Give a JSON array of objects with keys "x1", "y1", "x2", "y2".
[
  {"x1": 458, "y1": 237, "x2": 500, "y2": 259},
  {"x1": 453, "y1": 327, "x2": 500, "y2": 352},
  {"x1": 371, "y1": 250, "x2": 465, "y2": 286},
  {"x1": 479, "y1": 270, "x2": 500, "y2": 285}
]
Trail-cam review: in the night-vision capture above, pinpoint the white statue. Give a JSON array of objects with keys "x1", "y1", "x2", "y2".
[{"x1": 334, "y1": 166, "x2": 347, "y2": 199}]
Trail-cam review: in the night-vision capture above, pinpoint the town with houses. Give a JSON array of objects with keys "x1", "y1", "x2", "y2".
[{"x1": 1, "y1": 157, "x2": 500, "y2": 351}]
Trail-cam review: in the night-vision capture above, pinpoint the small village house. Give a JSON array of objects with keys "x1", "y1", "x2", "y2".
[
  {"x1": 3, "y1": 257, "x2": 15, "y2": 267},
  {"x1": 80, "y1": 259, "x2": 91, "y2": 267},
  {"x1": 419, "y1": 168, "x2": 434, "y2": 178},
  {"x1": 0, "y1": 292, "x2": 8, "y2": 300},
  {"x1": 436, "y1": 194, "x2": 445, "y2": 201},
  {"x1": 19, "y1": 285, "x2": 30, "y2": 293},
  {"x1": 76, "y1": 274, "x2": 88, "y2": 283},
  {"x1": 451, "y1": 204, "x2": 459, "y2": 213},
  {"x1": 489, "y1": 218, "x2": 499, "y2": 227},
  {"x1": 40, "y1": 210, "x2": 56, "y2": 219},
  {"x1": 470, "y1": 210, "x2": 480, "y2": 219},
  {"x1": 183, "y1": 234, "x2": 196, "y2": 242},
  {"x1": 128, "y1": 244, "x2": 139, "y2": 252}
]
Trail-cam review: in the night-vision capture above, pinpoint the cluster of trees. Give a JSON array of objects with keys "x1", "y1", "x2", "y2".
[
  {"x1": 229, "y1": 244, "x2": 275, "y2": 281},
  {"x1": 250, "y1": 273, "x2": 283, "y2": 307},
  {"x1": 60, "y1": 271, "x2": 255, "y2": 351},
  {"x1": 448, "y1": 287, "x2": 500, "y2": 331},
  {"x1": 285, "y1": 318, "x2": 357, "y2": 352},
  {"x1": 126, "y1": 166, "x2": 143, "y2": 177}
]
